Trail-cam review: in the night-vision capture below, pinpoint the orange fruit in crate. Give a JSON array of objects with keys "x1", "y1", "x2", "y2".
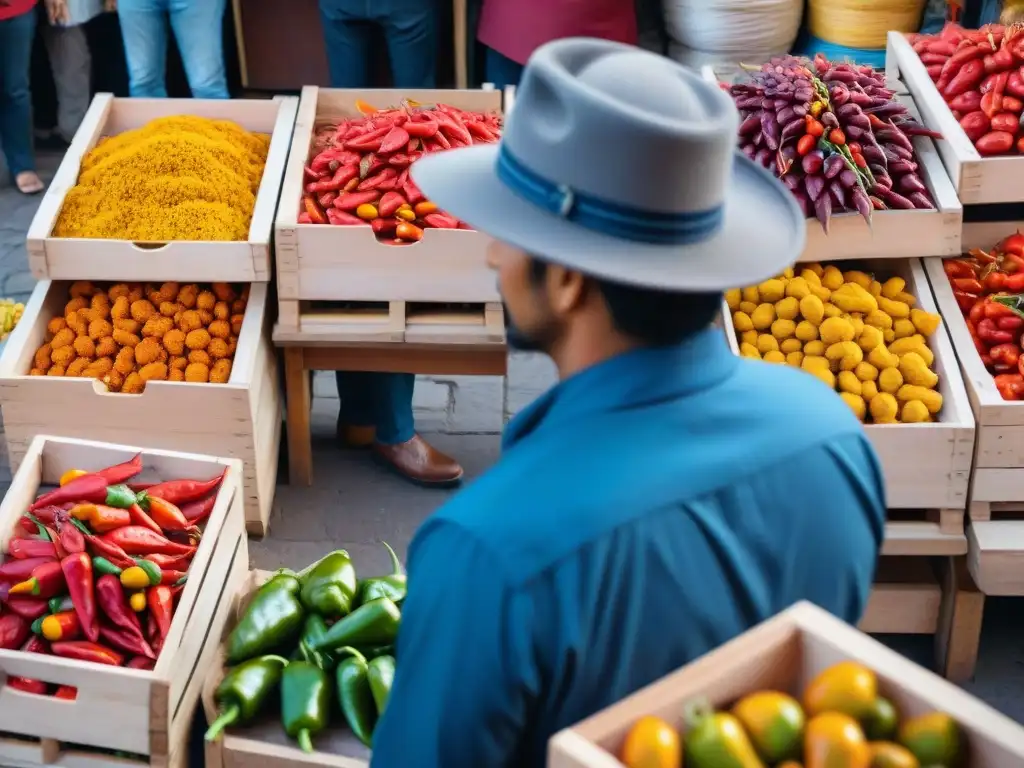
[
  {"x1": 731, "y1": 690, "x2": 804, "y2": 762},
  {"x1": 804, "y1": 712, "x2": 869, "y2": 768},
  {"x1": 620, "y1": 715, "x2": 682, "y2": 768},
  {"x1": 803, "y1": 661, "x2": 877, "y2": 719},
  {"x1": 867, "y1": 741, "x2": 919, "y2": 768}
]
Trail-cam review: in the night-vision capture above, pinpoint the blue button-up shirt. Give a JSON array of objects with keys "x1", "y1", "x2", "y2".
[{"x1": 371, "y1": 328, "x2": 886, "y2": 767}]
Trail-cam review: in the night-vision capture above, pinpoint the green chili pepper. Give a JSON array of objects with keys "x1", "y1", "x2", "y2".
[
  {"x1": 264, "y1": 569, "x2": 301, "y2": 594},
  {"x1": 299, "y1": 550, "x2": 357, "y2": 619},
  {"x1": 31, "y1": 616, "x2": 45, "y2": 635},
  {"x1": 367, "y1": 654, "x2": 395, "y2": 717},
  {"x1": 48, "y1": 595, "x2": 74, "y2": 614},
  {"x1": 105, "y1": 484, "x2": 138, "y2": 509},
  {"x1": 298, "y1": 614, "x2": 335, "y2": 671},
  {"x1": 92, "y1": 557, "x2": 123, "y2": 576},
  {"x1": 312, "y1": 597, "x2": 401, "y2": 653},
  {"x1": 335, "y1": 647, "x2": 376, "y2": 747},
  {"x1": 132, "y1": 558, "x2": 162, "y2": 585},
  {"x1": 356, "y1": 541, "x2": 406, "y2": 606},
  {"x1": 226, "y1": 575, "x2": 305, "y2": 664},
  {"x1": 281, "y1": 660, "x2": 330, "y2": 753},
  {"x1": 204, "y1": 655, "x2": 289, "y2": 742}
]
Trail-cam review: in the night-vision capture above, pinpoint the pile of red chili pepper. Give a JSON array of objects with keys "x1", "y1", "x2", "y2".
[
  {"x1": 727, "y1": 54, "x2": 938, "y2": 234},
  {"x1": 0, "y1": 453, "x2": 225, "y2": 695},
  {"x1": 299, "y1": 98, "x2": 501, "y2": 243},
  {"x1": 944, "y1": 231, "x2": 1024, "y2": 400},
  {"x1": 907, "y1": 23, "x2": 1024, "y2": 156}
]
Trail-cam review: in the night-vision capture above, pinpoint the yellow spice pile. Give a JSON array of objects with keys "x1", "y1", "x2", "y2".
[
  {"x1": 54, "y1": 116, "x2": 270, "y2": 241},
  {"x1": 31, "y1": 281, "x2": 249, "y2": 393}
]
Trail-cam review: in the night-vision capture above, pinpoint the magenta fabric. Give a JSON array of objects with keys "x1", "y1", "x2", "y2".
[
  {"x1": 477, "y1": 0, "x2": 638, "y2": 65},
  {"x1": 0, "y1": 0, "x2": 36, "y2": 22}
]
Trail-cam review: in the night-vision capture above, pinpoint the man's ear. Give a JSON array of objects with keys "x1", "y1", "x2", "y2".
[{"x1": 545, "y1": 264, "x2": 587, "y2": 316}]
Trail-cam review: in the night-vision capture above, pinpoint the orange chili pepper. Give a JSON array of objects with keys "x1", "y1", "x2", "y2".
[
  {"x1": 828, "y1": 127, "x2": 846, "y2": 145},
  {"x1": 797, "y1": 134, "x2": 817, "y2": 156},
  {"x1": 805, "y1": 116, "x2": 825, "y2": 137}
]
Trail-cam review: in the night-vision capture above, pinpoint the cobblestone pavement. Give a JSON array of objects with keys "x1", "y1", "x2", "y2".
[{"x1": 1, "y1": 152, "x2": 1023, "y2": 725}]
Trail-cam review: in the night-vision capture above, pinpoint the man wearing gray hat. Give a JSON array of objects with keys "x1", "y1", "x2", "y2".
[{"x1": 369, "y1": 39, "x2": 886, "y2": 767}]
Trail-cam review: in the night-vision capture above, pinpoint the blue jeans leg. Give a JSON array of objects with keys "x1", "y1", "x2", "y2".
[
  {"x1": 0, "y1": 10, "x2": 37, "y2": 177},
  {"x1": 318, "y1": 0, "x2": 372, "y2": 88},
  {"x1": 483, "y1": 46, "x2": 524, "y2": 90},
  {"x1": 168, "y1": 0, "x2": 229, "y2": 98},
  {"x1": 117, "y1": 0, "x2": 169, "y2": 97},
  {"x1": 336, "y1": 371, "x2": 415, "y2": 445},
  {"x1": 380, "y1": 1, "x2": 436, "y2": 88}
]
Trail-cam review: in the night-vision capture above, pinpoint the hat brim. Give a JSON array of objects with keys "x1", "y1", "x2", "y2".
[{"x1": 411, "y1": 144, "x2": 807, "y2": 292}]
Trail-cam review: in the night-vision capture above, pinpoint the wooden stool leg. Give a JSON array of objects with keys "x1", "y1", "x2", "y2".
[
  {"x1": 285, "y1": 347, "x2": 314, "y2": 487},
  {"x1": 934, "y1": 556, "x2": 985, "y2": 683}
]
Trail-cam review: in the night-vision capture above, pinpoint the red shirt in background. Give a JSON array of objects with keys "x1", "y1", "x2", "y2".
[
  {"x1": 0, "y1": 0, "x2": 37, "y2": 22},
  {"x1": 478, "y1": 0, "x2": 637, "y2": 65}
]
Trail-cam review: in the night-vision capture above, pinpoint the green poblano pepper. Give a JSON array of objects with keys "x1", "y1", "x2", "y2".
[
  {"x1": 299, "y1": 550, "x2": 357, "y2": 619},
  {"x1": 281, "y1": 660, "x2": 331, "y2": 754},
  {"x1": 356, "y1": 541, "x2": 407, "y2": 606},
  {"x1": 335, "y1": 647, "x2": 376, "y2": 747},
  {"x1": 226, "y1": 574, "x2": 305, "y2": 664},
  {"x1": 367, "y1": 654, "x2": 395, "y2": 717},
  {"x1": 312, "y1": 597, "x2": 401, "y2": 652},
  {"x1": 204, "y1": 655, "x2": 289, "y2": 741}
]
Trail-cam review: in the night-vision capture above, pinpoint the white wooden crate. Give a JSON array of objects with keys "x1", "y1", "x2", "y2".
[
  {"x1": 548, "y1": 600, "x2": 1022, "y2": 768},
  {"x1": 962, "y1": 220, "x2": 1024, "y2": 252},
  {"x1": 700, "y1": 65, "x2": 962, "y2": 261},
  {"x1": 0, "y1": 282, "x2": 281, "y2": 537},
  {"x1": 722, "y1": 258, "x2": 975, "y2": 555},
  {"x1": 0, "y1": 436, "x2": 249, "y2": 768},
  {"x1": 203, "y1": 571, "x2": 369, "y2": 768},
  {"x1": 887, "y1": 31, "x2": 1024, "y2": 205},
  {"x1": 26, "y1": 94, "x2": 298, "y2": 283},
  {"x1": 274, "y1": 86, "x2": 508, "y2": 335},
  {"x1": 924, "y1": 256, "x2": 1024, "y2": 595}
]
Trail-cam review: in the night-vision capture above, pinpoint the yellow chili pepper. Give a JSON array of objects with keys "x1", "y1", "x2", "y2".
[
  {"x1": 121, "y1": 566, "x2": 153, "y2": 590},
  {"x1": 414, "y1": 201, "x2": 438, "y2": 217},
  {"x1": 355, "y1": 203, "x2": 378, "y2": 220},
  {"x1": 59, "y1": 469, "x2": 88, "y2": 486},
  {"x1": 129, "y1": 591, "x2": 147, "y2": 612},
  {"x1": 810, "y1": 101, "x2": 824, "y2": 118},
  {"x1": 395, "y1": 205, "x2": 416, "y2": 222}
]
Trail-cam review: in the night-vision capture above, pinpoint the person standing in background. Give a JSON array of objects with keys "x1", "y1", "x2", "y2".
[
  {"x1": 476, "y1": 0, "x2": 638, "y2": 89},
  {"x1": 316, "y1": 0, "x2": 464, "y2": 487},
  {"x1": 115, "y1": 0, "x2": 228, "y2": 98},
  {"x1": 0, "y1": 0, "x2": 44, "y2": 194},
  {"x1": 37, "y1": 0, "x2": 110, "y2": 150}
]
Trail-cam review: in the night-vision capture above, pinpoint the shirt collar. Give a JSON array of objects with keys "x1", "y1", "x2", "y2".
[{"x1": 503, "y1": 327, "x2": 739, "y2": 450}]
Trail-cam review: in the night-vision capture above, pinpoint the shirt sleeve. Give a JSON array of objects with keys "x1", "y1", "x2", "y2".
[{"x1": 370, "y1": 519, "x2": 534, "y2": 768}]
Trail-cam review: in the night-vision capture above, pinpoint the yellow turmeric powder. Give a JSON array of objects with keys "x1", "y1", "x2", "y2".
[{"x1": 54, "y1": 116, "x2": 268, "y2": 242}]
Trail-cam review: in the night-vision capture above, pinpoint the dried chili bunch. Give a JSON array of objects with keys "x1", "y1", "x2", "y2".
[{"x1": 727, "y1": 54, "x2": 939, "y2": 233}]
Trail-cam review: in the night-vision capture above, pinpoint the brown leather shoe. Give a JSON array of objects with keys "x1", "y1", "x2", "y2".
[
  {"x1": 337, "y1": 423, "x2": 376, "y2": 449},
  {"x1": 373, "y1": 435, "x2": 464, "y2": 487}
]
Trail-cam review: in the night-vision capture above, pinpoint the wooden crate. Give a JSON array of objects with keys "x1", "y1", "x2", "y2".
[
  {"x1": 26, "y1": 94, "x2": 298, "y2": 283},
  {"x1": 274, "y1": 85, "x2": 508, "y2": 336},
  {"x1": 721, "y1": 258, "x2": 976, "y2": 556},
  {"x1": 0, "y1": 436, "x2": 250, "y2": 768},
  {"x1": 858, "y1": 555, "x2": 984, "y2": 682},
  {"x1": 203, "y1": 571, "x2": 370, "y2": 768},
  {"x1": 924, "y1": 256, "x2": 1024, "y2": 595},
  {"x1": 548, "y1": 598, "x2": 1018, "y2": 768},
  {"x1": 887, "y1": 31, "x2": 1024, "y2": 205},
  {"x1": 0, "y1": 281, "x2": 281, "y2": 537},
  {"x1": 700, "y1": 65, "x2": 962, "y2": 260},
  {"x1": 272, "y1": 299, "x2": 505, "y2": 346},
  {"x1": 962, "y1": 219, "x2": 1024, "y2": 253}
]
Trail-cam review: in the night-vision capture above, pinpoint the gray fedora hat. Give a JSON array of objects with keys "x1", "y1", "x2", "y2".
[{"x1": 411, "y1": 38, "x2": 806, "y2": 292}]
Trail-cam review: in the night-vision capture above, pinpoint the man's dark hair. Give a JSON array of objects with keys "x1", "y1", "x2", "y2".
[{"x1": 529, "y1": 259, "x2": 722, "y2": 346}]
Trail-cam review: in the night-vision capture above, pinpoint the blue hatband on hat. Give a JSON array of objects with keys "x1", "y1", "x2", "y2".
[{"x1": 495, "y1": 144, "x2": 725, "y2": 246}]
